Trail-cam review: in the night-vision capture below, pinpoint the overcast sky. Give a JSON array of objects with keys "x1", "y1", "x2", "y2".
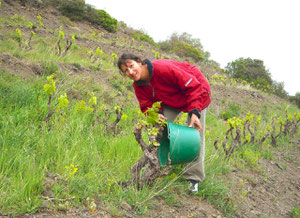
[{"x1": 85, "y1": 0, "x2": 299, "y2": 96}]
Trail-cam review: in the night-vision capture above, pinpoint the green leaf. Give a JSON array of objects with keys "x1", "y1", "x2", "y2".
[
  {"x1": 59, "y1": 30, "x2": 65, "y2": 39},
  {"x1": 46, "y1": 74, "x2": 55, "y2": 82},
  {"x1": 121, "y1": 114, "x2": 128, "y2": 120},
  {"x1": 89, "y1": 96, "x2": 97, "y2": 107},
  {"x1": 95, "y1": 47, "x2": 103, "y2": 56},
  {"x1": 58, "y1": 93, "x2": 69, "y2": 109},
  {"x1": 114, "y1": 106, "x2": 121, "y2": 112},
  {"x1": 28, "y1": 21, "x2": 33, "y2": 29},
  {"x1": 139, "y1": 120, "x2": 148, "y2": 126},
  {"x1": 153, "y1": 141, "x2": 159, "y2": 146},
  {"x1": 15, "y1": 28, "x2": 22, "y2": 38},
  {"x1": 43, "y1": 83, "x2": 55, "y2": 95},
  {"x1": 75, "y1": 100, "x2": 93, "y2": 112}
]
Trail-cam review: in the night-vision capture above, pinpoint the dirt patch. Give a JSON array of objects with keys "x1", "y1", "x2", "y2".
[
  {"x1": 210, "y1": 84, "x2": 287, "y2": 117},
  {"x1": 142, "y1": 196, "x2": 224, "y2": 218},
  {"x1": 229, "y1": 139, "x2": 300, "y2": 217},
  {"x1": 0, "y1": 54, "x2": 44, "y2": 77},
  {"x1": 19, "y1": 195, "x2": 224, "y2": 218}
]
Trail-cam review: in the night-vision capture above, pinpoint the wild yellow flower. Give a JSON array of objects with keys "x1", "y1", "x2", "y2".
[{"x1": 65, "y1": 164, "x2": 79, "y2": 180}]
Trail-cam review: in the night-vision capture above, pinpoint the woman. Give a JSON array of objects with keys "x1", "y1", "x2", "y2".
[{"x1": 117, "y1": 53, "x2": 211, "y2": 193}]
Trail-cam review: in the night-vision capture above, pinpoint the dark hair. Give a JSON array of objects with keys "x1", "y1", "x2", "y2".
[{"x1": 117, "y1": 53, "x2": 142, "y2": 74}]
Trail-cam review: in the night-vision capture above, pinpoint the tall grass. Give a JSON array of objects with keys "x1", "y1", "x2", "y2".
[
  {"x1": 0, "y1": 70, "x2": 233, "y2": 215},
  {"x1": 0, "y1": 16, "x2": 299, "y2": 216},
  {"x1": 1, "y1": 67, "x2": 299, "y2": 216}
]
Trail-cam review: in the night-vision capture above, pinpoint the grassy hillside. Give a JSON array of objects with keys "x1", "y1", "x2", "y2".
[{"x1": 0, "y1": 1, "x2": 299, "y2": 217}]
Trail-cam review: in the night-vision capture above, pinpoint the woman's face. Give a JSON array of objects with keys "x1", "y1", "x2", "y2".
[{"x1": 120, "y1": 59, "x2": 143, "y2": 81}]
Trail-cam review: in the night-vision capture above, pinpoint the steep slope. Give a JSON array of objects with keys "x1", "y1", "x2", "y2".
[
  {"x1": 0, "y1": 1, "x2": 289, "y2": 114},
  {"x1": 0, "y1": 1, "x2": 299, "y2": 218}
]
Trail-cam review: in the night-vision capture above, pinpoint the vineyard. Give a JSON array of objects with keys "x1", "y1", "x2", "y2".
[{"x1": 0, "y1": 1, "x2": 300, "y2": 217}]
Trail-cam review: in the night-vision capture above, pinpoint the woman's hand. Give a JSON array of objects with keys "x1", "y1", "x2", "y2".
[
  {"x1": 189, "y1": 113, "x2": 202, "y2": 131},
  {"x1": 158, "y1": 114, "x2": 167, "y2": 121}
]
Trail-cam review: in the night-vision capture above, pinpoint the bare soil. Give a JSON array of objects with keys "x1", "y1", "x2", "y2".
[{"x1": 229, "y1": 138, "x2": 300, "y2": 217}]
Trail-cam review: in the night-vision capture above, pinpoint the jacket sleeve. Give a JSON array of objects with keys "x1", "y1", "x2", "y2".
[
  {"x1": 167, "y1": 65, "x2": 210, "y2": 112},
  {"x1": 133, "y1": 84, "x2": 153, "y2": 113}
]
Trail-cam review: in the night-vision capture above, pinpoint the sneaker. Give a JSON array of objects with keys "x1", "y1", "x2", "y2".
[{"x1": 188, "y1": 179, "x2": 198, "y2": 193}]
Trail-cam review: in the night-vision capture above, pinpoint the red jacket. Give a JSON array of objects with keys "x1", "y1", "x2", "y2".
[{"x1": 133, "y1": 59, "x2": 211, "y2": 113}]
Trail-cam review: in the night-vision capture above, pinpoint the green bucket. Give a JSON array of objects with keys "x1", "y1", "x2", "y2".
[{"x1": 158, "y1": 121, "x2": 201, "y2": 167}]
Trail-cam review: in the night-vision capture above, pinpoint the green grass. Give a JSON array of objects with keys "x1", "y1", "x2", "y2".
[
  {"x1": 1, "y1": 67, "x2": 299, "y2": 216},
  {"x1": 0, "y1": 81, "x2": 139, "y2": 214},
  {"x1": 1, "y1": 63, "x2": 299, "y2": 215},
  {"x1": 290, "y1": 206, "x2": 300, "y2": 218},
  {"x1": 0, "y1": 71, "x2": 234, "y2": 215},
  {"x1": 0, "y1": 29, "x2": 112, "y2": 71}
]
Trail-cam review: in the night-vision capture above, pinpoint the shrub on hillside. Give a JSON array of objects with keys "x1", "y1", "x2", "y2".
[
  {"x1": 173, "y1": 41, "x2": 203, "y2": 62},
  {"x1": 225, "y1": 58, "x2": 272, "y2": 85},
  {"x1": 14, "y1": 0, "x2": 44, "y2": 7},
  {"x1": 158, "y1": 40, "x2": 173, "y2": 52},
  {"x1": 58, "y1": 0, "x2": 86, "y2": 21},
  {"x1": 96, "y1": 9, "x2": 118, "y2": 33},
  {"x1": 132, "y1": 30, "x2": 157, "y2": 46},
  {"x1": 225, "y1": 58, "x2": 276, "y2": 93},
  {"x1": 271, "y1": 80, "x2": 288, "y2": 98},
  {"x1": 296, "y1": 92, "x2": 300, "y2": 109},
  {"x1": 158, "y1": 32, "x2": 207, "y2": 62},
  {"x1": 83, "y1": 8, "x2": 118, "y2": 32},
  {"x1": 290, "y1": 92, "x2": 300, "y2": 109},
  {"x1": 84, "y1": 4, "x2": 100, "y2": 24},
  {"x1": 226, "y1": 58, "x2": 290, "y2": 99},
  {"x1": 44, "y1": 0, "x2": 118, "y2": 33}
]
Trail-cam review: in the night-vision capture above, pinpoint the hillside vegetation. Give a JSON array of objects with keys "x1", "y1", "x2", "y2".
[{"x1": 0, "y1": 1, "x2": 299, "y2": 217}]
